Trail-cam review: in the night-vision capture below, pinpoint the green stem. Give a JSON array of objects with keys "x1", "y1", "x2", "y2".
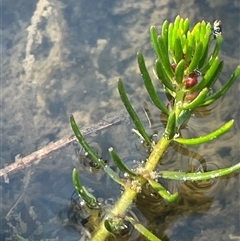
[
  {"x1": 145, "y1": 136, "x2": 172, "y2": 171},
  {"x1": 91, "y1": 136, "x2": 171, "y2": 240},
  {"x1": 91, "y1": 187, "x2": 137, "y2": 240}
]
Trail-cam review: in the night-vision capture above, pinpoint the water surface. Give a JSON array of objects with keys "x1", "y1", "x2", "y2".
[{"x1": 1, "y1": 0, "x2": 240, "y2": 240}]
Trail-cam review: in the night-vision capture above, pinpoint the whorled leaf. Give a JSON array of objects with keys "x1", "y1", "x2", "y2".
[
  {"x1": 164, "y1": 112, "x2": 176, "y2": 140},
  {"x1": 174, "y1": 119, "x2": 234, "y2": 145},
  {"x1": 118, "y1": 79, "x2": 152, "y2": 145},
  {"x1": 158, "y1": 162, "x2": 240, "y2": 181},
  {"x1": 137, "y1": 51, "x2": 169, "y2": 114},
  {"x1": 185, "y1": 41, "x2": 203, "y2": 74},
  {"x1": 72, "y1": 168, "x2": 101, "y2": 209},
  {"x1": 125, "y1": 216, "x2": 162, "y2": 241},
  {"x1": 109, "y1": 147, "x2": 138, "y2": 177},
  {"x1": 191, "y1": 57, "x2": 221, "y2": 92},
  {"x1": 148, "y1": 179, "x2": 179, "y2": 202},
  {"x1": 70, "y1": 115, "x2": 104, "y2": 168},
  {"x1": 203, "y1": 66, "x2": 240, "y2": 106},
  {"x1": 183, "y1": 87, "x2": 209, "y2": 110}
]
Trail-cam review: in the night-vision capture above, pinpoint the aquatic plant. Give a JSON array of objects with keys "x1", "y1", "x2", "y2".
[{"x1": 70, "y1": 16, "x2": 240, "y2": 241}]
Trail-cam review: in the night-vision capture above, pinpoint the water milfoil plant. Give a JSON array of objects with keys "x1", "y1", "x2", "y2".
[{"x1": 70, "y1": 16, "x2": 240, "y2": 241}]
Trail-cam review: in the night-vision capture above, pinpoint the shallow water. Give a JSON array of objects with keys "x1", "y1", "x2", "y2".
[
  {"x1": 1, "y1": 0, "x2": 240, "y2": 240},
  {"x1": 1, "y1": 113, "x2": 239, "y2": 240}
]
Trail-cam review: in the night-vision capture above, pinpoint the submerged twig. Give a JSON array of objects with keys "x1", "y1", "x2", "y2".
[{"x1": 0, "y1": 113, "x2": 127, "y2": 179}]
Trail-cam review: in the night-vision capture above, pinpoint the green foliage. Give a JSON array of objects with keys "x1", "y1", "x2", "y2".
[
  {"x1": 70, "y1": 16, "x2": 240, "y2": 241},
  {"x1": 175, "y1": 119, "x2": 234, "y2": 145},
  {"x1": 118, "y1": 79, "x2": 152, "y2": 145},
  {"x1": 137, "y1": 51, "x2": 169, "y2": 114},
  {"x1": 72, "y1": 168, "x2": 101, "y2": 209},
  {"x1": 125, "y1": 216, "x2": 162, "y2": 241}
]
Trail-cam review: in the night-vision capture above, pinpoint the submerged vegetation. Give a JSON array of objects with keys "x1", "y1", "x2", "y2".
[{"x1": 70, "y1": 16, "x2": 240, "y2": 241}]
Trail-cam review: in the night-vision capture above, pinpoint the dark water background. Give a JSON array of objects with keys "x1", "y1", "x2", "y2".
[{"x1": 1, "y1": 0, "x2": 239, "y2": 240}]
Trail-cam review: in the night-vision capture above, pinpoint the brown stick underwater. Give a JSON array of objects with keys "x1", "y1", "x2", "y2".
[{"x1": 0, "y1": 113, "x2": 126, "y2": 179}]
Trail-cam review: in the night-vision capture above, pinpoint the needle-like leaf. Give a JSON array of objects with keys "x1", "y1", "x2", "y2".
[
  {"x1": 137, "y1": 51, "x2": 169, "y2": 114},
  {"x1": 72, "y1": 168, "x2": 101, "y2": 209},
  {"x1": 148, "y1": 179, "x2": 179, "y2": 202},
  {"x1": 185, "y1": 41, "x2": 203, "y2": 74},
  {"x1": 175, "y1": 59, "x2": 185, "y2": 84},
  {"x1": 118, "y1": 79, "x2": 152, "y2": 145},
  {"x1": 161, "y1": 20, "x2": 169, "y2": 49},
  {"x1": 158, "y1": 35, "x2": 174, "y2": 78},
  {"x1": 174, "y1": 119, "x2": 234, "y2": 145},
  {"x1": 70, "y1": 115, "x2": 104, "y2": 167},
  {"x1": 158, "y1": 162, "x2": 240, "y2": 181},
  {"x1": 150, "y1": 26, "x2": 161, "y2": 59},
  {"x1": 191, "y1": 57, "x2": 221, "y2": 92},
  {"x1": 174, "y1": 37, "x2": 183, "y2": 63},
  {"x1": 126, "y1": 216, "x2": 163, "y2": 241},
  {"x1": 164, "y1": 112, "x2": 176, "y2": 140},
  {"x1": 183, "y1": 87, "x2": 209, "y2": 110},
  {"x1": 109, "y1": 147, "x2": 138, "y2": 177},
  {"x1": 155, "y1": 59, "x2": 175, "y2": 92},
  {"x1": 203, "y1": 66, "x2": 240, "y2": 106}
]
